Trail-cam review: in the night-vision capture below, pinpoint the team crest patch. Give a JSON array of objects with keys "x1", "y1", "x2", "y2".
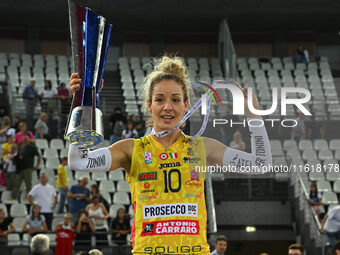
[
  {"x1": 144, "y1": 151, "x2": 152, "y2": 164},
  {"x1": 159, "y1": 153, "x2": 168, "y2": 160}
]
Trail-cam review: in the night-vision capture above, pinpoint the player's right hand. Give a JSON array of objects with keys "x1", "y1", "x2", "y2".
[{"x1": 70, "y1": 73, "x2": 81, "y2": 93}]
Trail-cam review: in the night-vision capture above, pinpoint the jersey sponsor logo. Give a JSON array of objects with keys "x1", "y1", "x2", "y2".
[
  {"x1": 86, "y1": 155, "x2": 105, "y2": 168},
  {"x1": 188, "y1": 148, "x2": 194, "y2": 155},
  {"x1": 191, "y1": 169, "x2": 199, "y2": 180},
  {"x1": 230, "y1": 154, "x2": 253, "y2": 168},
  {"x1": 169, "y1": 152, "x2": 177, "y2": 159},
  {"x1": 138, "y1": 172, "x2": 157, "y2": 181},
  {"x1": 138, "y1": 192, "x2": 158, "y2": 201},
  {"x1": 141, "y1": 182, "x2": 155, "y2": 193},
  {"x1": 141, "y1": 220, "x2": 199, "y2": 236},
  {"x1": 183, "y1": 157, "x2": 201, "y2": 163},
  {"x1": 185, "y1": 192, "x2": 202, "y2": 198},
  {"x1": 144, "y1": 245, "x2": 202, "y2": 254},
  {"x1": 143, "y1": 203, "x2": 198, "y2": 219},
  {"x1": 184, "y1": 179, "x2": 202, "y2": 187},
  {"x1": 159, "y1": 162, "x2": 181, "y2": 169},
  {"x1": 159, "y1": 153, "x2": 168, "y2": 160},
  {"x1": 144, "y1": 151, "x2": 152, "y2": 164}
]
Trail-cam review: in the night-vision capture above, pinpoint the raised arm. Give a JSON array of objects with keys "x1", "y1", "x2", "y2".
[
  {"x1": 68, "y1": 139, "x2": 133, "y2": 175},
  {"x1": 68, "y1": 73, "x2": 133, "y2": 174}
]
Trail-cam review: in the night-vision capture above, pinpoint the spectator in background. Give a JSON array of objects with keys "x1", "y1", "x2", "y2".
[
  {"x1": 122, "y1": 122, "x2": 138, "y2": 139},
  {"x1": 86, "y1": 195, "x2": 109, "y2": 246},
  {"x1": 0, "y1": 116, "x2": 11, "y2": 144},
  {"x1": 27, "y1": 173, "x2": 57, "y2": 230},
  {"x1": 57, "y1": 82, "x2": 72, "y2": 114},
  {"x1": 210, "y1": 235, "x2": 227, "y2": 255},
  {"x1": 11, "y1": 136, "x2": 41, "y2": 200},
  {"x1": 22, "y1": 205, "x2": 48, "y2": 236},
  {"x1": 2, "y1": 135, "x2": 13, "y2": 161},
  {"x1": 4, "y1": 143, "x2": 17, "y2": 190},
  {"x1": 111, "y1": 208, "x2": 130, "y2": 246},
  {"x1": 12, "y1": 116, "x2": 21, "y2": 133},
  {"x1": 308, "y1": 116, "x2": 324, "y2": 142},
  {"x1": 30, "y1": 233, "x2": 50, "y2": 255},
  {"x1": 135, "y1": 120, "x2": 146, "y2": 138},
  {"x1": 14, "y1": 122, "x2": 35, "y2": 147},
  {"x1": 307, "y1": 182, "x2": 322, "y2": 215},
  {"x1": 68, "y1": 177, "x2": 91, "y2": 223},
  {"x1": 320, "y1": 205, "x2": 340, "y2": 247},
  {"x1": 294, "y1": 45, "x2": 309, "y2": 64},
  {"x1": 89, "y1": 249, "x2": 103, "y2": 255},
  {"x1": 128, "y1": 114, "x2": 138, "y2": 127},
  {"x1": 288, "y1": 244, "x2": 304, "y2": 255},
  {"x1": 291, "y1": 112, "x2": 306, "y2": 142},
  {"x1": 220, "y1": 105, "x2": 239, "y2": 146},
  {"x1": 55, "y1": 213, "x2": 75, "y2": 232},
  {"x1": 334, "y1": 241, "x2": 340, "y2": 255},
  {"x1": 22, "y1": 80, "x2": 39, "y2": 131},
  {"x1": 57, "y1": 157, "x2": 69, "y2": 214},
  {"x1": 75, "y1": 209, "x2": 96, "y2": 247},
  {"x1": 55, "y1": 213, "x2": 75, "y2": 255},
  {"x1": 90, "y1": 184, "x2": 109, "y2": 212},
  {"x1": 0, "y1": 208, "x2": 16, "y2": 246},
  {"x1": 34, "y1": 113, "x2": 50, "y2": 140},
  {"x1": 229, "y1": 131, "x2": 245, "y2": 151},
  {"x1": 40, "y1": 80, "x2": 56, "y2": 114},
  {"x1": 109, "y1": 107, "x2": 127, "y2": 145}
]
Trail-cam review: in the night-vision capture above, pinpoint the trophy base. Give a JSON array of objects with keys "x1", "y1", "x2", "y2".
[
  {"x1": 67, "y1": 130, "x2": 103, "y2": 148},
  {"x1": 65, "y1": 106, "x2": 104, "y2": 148}
]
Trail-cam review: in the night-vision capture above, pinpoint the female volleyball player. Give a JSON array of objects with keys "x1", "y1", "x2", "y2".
[{"x1": 68, "y1": 56, "x2": 272, "y2": 254}]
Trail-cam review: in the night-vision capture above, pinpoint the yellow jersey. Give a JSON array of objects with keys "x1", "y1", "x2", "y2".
[
  {"x1": 57, "y1": 164, "x2": 68, "y2": 188},
  {"x1": 126, "y1": 132, "x2": 210, "y2": 254}
]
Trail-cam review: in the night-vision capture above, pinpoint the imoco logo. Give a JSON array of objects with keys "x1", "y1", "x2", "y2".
[{"x1": 199, "y1": 81, "x2": 312, "y2": 116}]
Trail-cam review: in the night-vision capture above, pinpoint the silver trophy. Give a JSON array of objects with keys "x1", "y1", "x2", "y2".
[{"x1": 65, "y1": 0, "x2": 112, "y2": 148}]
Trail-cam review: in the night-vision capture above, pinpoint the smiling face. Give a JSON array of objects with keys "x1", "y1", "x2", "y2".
[{"x1": 147, "y1": 80, "x2": 189, "y2": 132}]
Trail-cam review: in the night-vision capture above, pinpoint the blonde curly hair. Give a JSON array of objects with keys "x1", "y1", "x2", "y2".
[{"x1": 141, "y1": 55, "x2": 193, "y2": 125}]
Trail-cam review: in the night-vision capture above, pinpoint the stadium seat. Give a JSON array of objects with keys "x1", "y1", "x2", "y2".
[
  {"x1": 101, "y1": 191, "x2": 112, "y2": 204},
  {"x1": 330, "y1": 139, "x2": 340, "y2": 150},
  {"x1": 46, "y1": 233, "x2": 56, "y2": 246},
  {"x1": 334, "y1": 150, "x2": 340, "y2": 160},
  {"x1": 117, "y1": 180, "x2": 131, "y2": 192},
  {"x1": 43, "y1": 148, "x2": 58, "y2": 158},
  {"x1": 35, "y1": 138, "x2": 49, "y2": 151},
  {"x1": 0, "y1": 203, "x2": 8, "y2": 215},
  {"x1": 92, "y1": 172, "x2": 107, "y2": 181},
  {"x1": 109, "y1": 204, "x2": 125, "y2": 217},
  {"x1": 299, "y1": 140, "x2": 313, "y2": 151},
  {"x1": 302, "y1": 150, "x2": 317, "y2": 161},
  {"x1": 309, "y1": 171, "x2": 324, "y2": 181},
  {"x1": 113, "y1": 192, "x2": 130, "y2": 205},
  {"x1": 13, "y1": 217, "x2": 27, "y2": 231},
  {"x1": 1, "y1": 191, "x2": 18, "y2": 204},
  {"x1": 19, "y1": 192, "x2": 30, "y2": 205},
  {"x1": 283, "y1": 140, "x2": 298, "y2": 151},
  {"x1": 333, "y1": 180, "x2": 340, "y2": 194},
  {"x1": 318, "y1": 149, "x2": 333, "y2": 160},
  {"x1": 316, "y1": 180, "x2": 332, "y2": 193},
  {"x1": 45, "y1": 158, "x2": 60, "y2": 169},
  {"x1": 50, "y1": 139, "x2": 64, "y2": 150},
  {"x1": 99, "y1": 180, "x2": 116, "y2": 193},
  {"x1": 10, "y1": 204, "x2": 27, "y2": 217},
  {"x1": 314, "y1": 139, "x2": 328, "y2": 151},
  {"x1": 109, "y1": 169, "x2": 124, "y2": 180},
  {"x1": 75, "y1": 171, "x2": 90, "y2": 180},
  {"x1": 322, "y1": 192, "x2": 339, "y2": 205},
  {"x1": 7, "y1": 233, "x2": 21, "y2": 246},
  {"x1": 51, "y1": 216, "x2": 63, "y2": 230},
  {"x1": 286, "y1": 149, "x2": 301, "y2": 160}
]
